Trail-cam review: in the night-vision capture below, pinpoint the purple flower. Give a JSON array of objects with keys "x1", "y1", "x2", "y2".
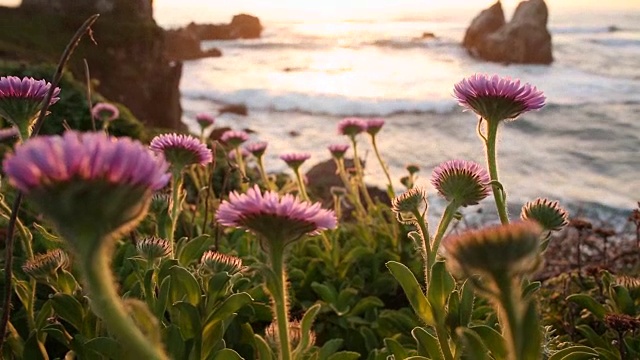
[
  {"x1": 337, "y1": 118, "x2": 367, "y2": 137},
  {"x1": 328, "y1": 144, "x2": 350, "y2": 159},
  {"x1": 245, "y1": 141, "x2": 268, "y2": 158},
  {"x1": 431, "y1": 160, "x2": 491, "y2": 206},
  {"x1": 0, "y1": 76, "x2": 61, "y2": 139},
  {"x1": 280, "y1": 152, "x2": 311, "y2": 170},
  {"x1": 216, "y1": 185, "x2": 337, "y2": 247},
  {"x1": 91, "y1": 102, "x2": 119, "y2": 122},
  {"x1": 196, "y1": 113, "x2": 215, "y2": 128},
  {"x1": 365, "y1": 118, "x2": 385, "y2": 136},
  {"x1": 150, "y1": 133, "x2": 212, "y2": 168},
  {"x1": 221, "y1": 130, "x2": 250, "y2": 148},
  {"x1": 4, "y1": 131, "x2": 169, "y2": 193},
  {"x1": 453, "y1": 74, "x2": 545, "y2": 121},
  {"x1": 2, "y1": 131, "x2": 170, "y2": 247}
]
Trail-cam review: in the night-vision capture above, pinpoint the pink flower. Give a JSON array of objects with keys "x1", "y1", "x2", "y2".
[
  {"x1": 337, "y1": 118, "x2": 367, "y2": 137},
  {"x1": 91, "y1": 102, "x2": 119, "y2": 122},
  {"x1": 0, "y1": 127, "x2": 18, "y2": 141},
  {"x1": 2, "y1": 131, "x2": 170, "y2": 246},
  {"x1": 245, "y1": 141, "x2": 268, "y2": 157},
  {"x1": 328, "y1": 144, "x2": 350, "y2": 159},
  {"x1": 365, "y1": 118, "x2": 385, "y2": 136},
  {"x1": 196, "y1": 113, "x2": 215, "y2": 128},
  {"x1": 150, "y1": 133, "x2": 212, "y2": 168},
  {"x1": 0, "y1": 76, "x2": 60, "y2": 105},
  {"x1": 453, "y1": 74, "x2": 545, "y2": 121},
  {"x1": 4, "y1": 131, "x2": 169, "y2": 193},
  {"x1": 0, "y1": 76, "x2": 61, "y2": 139},
  {"x1": 216, "y1": 185, "x2": 337, "y2": 246},
  {"x1": 221, "y1": 130, "x2": 250, "y2": 148},
  {"x1": 431, "y1": 159, "x2": 491, "y2": 206},
  {"x1": 280, "y1": 152, "x2": 311, "y2": 170}
]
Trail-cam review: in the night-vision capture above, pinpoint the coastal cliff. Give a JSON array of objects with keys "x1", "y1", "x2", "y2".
[{"x1": 0, "y1": 0, "x2": 182, "y2": 130}]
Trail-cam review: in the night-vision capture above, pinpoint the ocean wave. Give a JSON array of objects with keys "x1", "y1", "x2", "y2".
[
  {"x1": 182, "y1": 88, "x2": 640, "y2": 117},
  {"x1": 183, "y1": 89, "x2": 458, "y2": 116},
  {"x1": 550, "y1": 25, "x2": 628, "y2": 35}
]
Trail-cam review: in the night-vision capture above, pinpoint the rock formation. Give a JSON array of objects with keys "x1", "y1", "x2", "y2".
[
  {"x1": 15, "y1": 0, "x2": 183, "y2": 130},
  {"x1": 463, "y1": 0, "x2": 553, "y2": 64},
  {"x1": 164, "y1": 28, "x2": 222, "y2": 61},
  {"x1": 184, "y1": 14, "x2": 263, "y2": 41}
]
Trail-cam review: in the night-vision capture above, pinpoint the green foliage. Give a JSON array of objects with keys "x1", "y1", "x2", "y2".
[{"x1": 0, "y1": 61, "x2": 145, "y2": 139}]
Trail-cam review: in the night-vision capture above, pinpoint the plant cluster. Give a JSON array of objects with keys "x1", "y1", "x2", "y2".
[{"x1": 0, "y1": 17, "x2": 638, "y2": 360}]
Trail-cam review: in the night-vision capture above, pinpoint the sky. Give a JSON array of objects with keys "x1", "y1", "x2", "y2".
[{"x1": 1, "y1": 0, "x2": 638, "y2": 23}]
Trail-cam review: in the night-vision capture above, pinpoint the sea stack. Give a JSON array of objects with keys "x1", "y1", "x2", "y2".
[{"x1": 463, "y1": 0, "x2": 553, "y2": 64}]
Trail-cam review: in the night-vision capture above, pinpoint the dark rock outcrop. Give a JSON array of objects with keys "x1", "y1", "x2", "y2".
[
  {"x1": 463, "y1": 0, "x2": 553, "y2": 64},
  {"x1": 164, "y1": 28, "x2": 222, "y2": 61},
  {"x1": 12, "y1": 0, "x2": 183, "y2": 129},
  {"x1": 185, "y1": 14, "x2": 263, "y2": 41}
]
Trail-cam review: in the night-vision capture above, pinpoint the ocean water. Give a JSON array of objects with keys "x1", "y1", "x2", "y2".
[{"x1": 159, "y1": 7, "x2": 640, "y2": 218}]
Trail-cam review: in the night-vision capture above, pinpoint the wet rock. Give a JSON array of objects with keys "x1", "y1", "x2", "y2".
[
  {"x1": 164, "y1": 28, "x2": 222, "y2": 61},
  {"x1": 463, "y1": 0, "x2": 552, "y2": 64},
  {"x1": 219, "y1": 103, "x2": 248, "y2": 116}
]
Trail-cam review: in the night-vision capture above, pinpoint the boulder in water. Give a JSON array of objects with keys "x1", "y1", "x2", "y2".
[{"x1": 463, "y1": 0, "x2": 553, "y2": 64}]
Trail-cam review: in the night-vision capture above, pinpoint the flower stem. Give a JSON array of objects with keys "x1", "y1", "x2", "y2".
[
  {"x1": 168, "y1": 170, "x2": 184, "y2": 257},
  {"x1": 257, "y1": 156, "x2": 274, "y2": 191},
  {"x1": 411, "y1": 209, "x2": 432, "y2": 285},
  {"x1": 370, "y1": 135, "x2": 395, "y2": 200},
  {"x1": 81, "y1": 242, "x2": 167, "y2": 360},
  {"x1": 268, "y1": 242, "x2": 292, "y2": 360},
  {"x1": 485, "y1": 120, "x2": 509, "y2": 224},
  {"x1": 350, "y1": 138, "x2": 375, "y2": 209},
  {"x1": 431, "y1": 201, "x2": 459, "y2": 265},
  {"x1": 335, "y1": 158, "x2": 366, "y2": 216},
  {"x1": 293, "y1": 168, "x2": 310, "y2": 202},
  {"x1": 494, "y1": 273, "x2": 522, "y2": 360}
]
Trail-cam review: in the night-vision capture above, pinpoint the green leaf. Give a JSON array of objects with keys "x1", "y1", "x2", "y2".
[
  {"x1": 412, "y1": 327, "x2": 444, "y2": 360},
  {"x1": 548, "y1": 346, "x2": 598, "y2": 360},
  {"x1": 318, "y1": 339, "x2": 344, "y2": 360},
  {"x1": 387, "y1": 261, "x2": 434, "y2": 326},
  {"x1": 172, "y1": 301, "x2": 202, "y2": 340},
  {"x1": 612, "y1": 285, "x2": 635, "y2": 315},
  {"x1": 469, "y1": 325, "x2": 507, "y2": 359},
  {"x1": 169, "y1": 265, "x2": 202, "y2": 306},
  {"x1": 348, "y1": 296, "x2": 384, "y2": 317},
  {"x1": 384, "y1": 338, "x2": 409, "y2": 359},
  {"x1": 427, "y1": 261, "x2": 455, "y2": 312},
  {"x1": 124, "y1": 299, "x2": 163, "y2": 347},
  {"x1": 521, "y1": 281, "x2": 541, "y2": 299},
  {"x1": 84, "y1": 337, "x2": 122, "y2": 359},
  {"x1": 446, "y1": 290, "x2": 461, "y2": 332},
  {"x1": 49, "y1": 293, "x2": 85, "y2": 332},
  {"x1": 201, "y1": 292, "x2": 252, "y2": 358},
  {"x1": 459, "y1": 280, "x2": 474, "y2": 327},
  {"x1": 254, "y1": 334, "x2": 274, "y2": 360},
  {"x1": 176, "y1": 235, "x2": 215, "y2": 267},
  {"x1": 155, "y1": 276, "x2": 172, "y2": 318},
  {"x1": 575, "y1": 325, "x2": 610, "y2": 350},
  {"x1": 211, "y1": 348, "x2": 244, "y2": 360},
  {"x1": 23, "y1": 332, "x2": 47, "y2": 360},
  {"x1": 566, "y1": 294, "x2": 606, "y2": 320},
  {"x1": 520, "y1": 301, "x2": 541, "y2": 360},
  {"x1": 164, "y1": 324, "x2": 187, "y2": 360},
  {"x1": 32, "y1": 222, "x2": 61, "y2": 243},
  {"x1": 457, "y1": 328, "x2": 490, "y2": 360},
  {"x1": 327, "y1": 351, "x2": 360, "y2": 360},
  {"x1": 294, "y1": 304, "x2": 322, "y2": 355},
  {"x1": 56, "y1": 269, "x2": 79, "y2": 295},
  {"x1": 311, "y1": 282, "x2": 338, "y2": 304}
]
